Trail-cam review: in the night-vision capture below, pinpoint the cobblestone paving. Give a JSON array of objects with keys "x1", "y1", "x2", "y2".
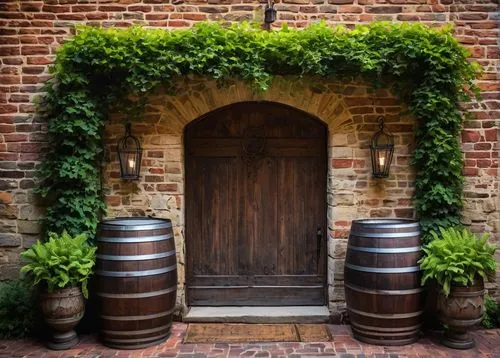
[{"x1": 0, "y1": 324, "x2": 499, "y2": 358}]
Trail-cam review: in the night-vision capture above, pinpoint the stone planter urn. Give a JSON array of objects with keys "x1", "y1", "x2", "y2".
[
  {"x1": 437, "y1": 278, "x2": 484, "y2": 349},
  {"x1": 40, "y1": 287, "x2": 85, "y2": 350}
]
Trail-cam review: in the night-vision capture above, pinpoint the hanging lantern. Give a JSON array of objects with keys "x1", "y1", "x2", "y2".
[
  {"x1": 117, "y1": 123, "x2": 142, "y2": 180},
  {"x1": 370, "y1": 117, "x2": 394, "y2": 179}
]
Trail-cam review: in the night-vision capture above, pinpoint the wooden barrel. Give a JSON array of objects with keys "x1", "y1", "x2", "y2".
[
  {"x1": 95, "y1": 218, "x2": 177, "y2": 349},
  {"x1": 344, "y1": 219, "x2": 424, "y2": 346}
]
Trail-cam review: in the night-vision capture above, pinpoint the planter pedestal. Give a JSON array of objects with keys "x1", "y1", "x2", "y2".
[
  {"x1": 437, "y1": 279, "x2": 484, "y2": 350},
  {"x1": 40, "y1": 287, "x2": 85, "y2": 350}
]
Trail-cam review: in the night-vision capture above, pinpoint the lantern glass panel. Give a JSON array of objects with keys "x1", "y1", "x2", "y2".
[
  {"x1": 117, "y1": 124, "x2": 143, "y2": 180},
  {"x1": 370, "y1": 118, "x2": 394, "y2": 178}
]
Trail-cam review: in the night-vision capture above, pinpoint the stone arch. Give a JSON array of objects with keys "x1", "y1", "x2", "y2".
[{"x1": 154, "y1": 76, "x2": 354, "y2": 134}]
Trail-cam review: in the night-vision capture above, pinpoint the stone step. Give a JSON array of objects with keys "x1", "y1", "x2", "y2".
[{"x1": 183, "y1": 306, "x2": 330, "y2": 324}]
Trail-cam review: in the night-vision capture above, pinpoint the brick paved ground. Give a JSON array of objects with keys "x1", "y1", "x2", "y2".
[{"x1": 1, "y1": 324, "x2": 499, "y2": 358}]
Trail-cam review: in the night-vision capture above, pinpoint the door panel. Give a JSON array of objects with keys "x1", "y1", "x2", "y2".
[{"x1": 185, "y1": 102, "x2": 327, "y2": 306}]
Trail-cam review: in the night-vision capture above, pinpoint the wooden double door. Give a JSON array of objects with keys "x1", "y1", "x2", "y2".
[{"x1": 185, "y1": 102, "x2": 327, "y2": 306}]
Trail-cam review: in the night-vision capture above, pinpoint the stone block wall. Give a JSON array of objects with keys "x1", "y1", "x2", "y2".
[{"x1": 0, "y1": 1, "x2": 498, "y2": 306}]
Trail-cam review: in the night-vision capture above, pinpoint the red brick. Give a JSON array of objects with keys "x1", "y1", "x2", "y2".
[
  {"x1": 145, "y1": 175, "x2": 163, "y2": 182},
  {"x1": 463, "y1": 167, "x2": 479, "y2": 176},
  {"x1": 465, "y1": 151, "x2": 491, "y2": 158},
  {"x1": 183, "y1": 14, "x2": 207, "y2": 21},
  {"x1": 328, "y1": 0, "x2": 354, "y2": 3},
  {"x1": 0, "y1": 106, "x2": 17, "y2": 115},
  {"x1": 0, "y1": 76, "x2": 20, "y2": 85},
  {"x1": 332, "y1": 159, "x2": 353, "y2": 168},
  {"x1": 71, "y1": 5, "x2": 97, "y2": 12},
  {"x1": 147, "y1": 151, "x2": 163, "y2": 158},
  {"x1": 0, "y1": 153, "x2": 18, "y2": 161},
  {"x1": 98, "y1": 5, "x2": 127, "y2": 12},
  {"x1": 461, "y1": 130, "x2": 481, "y2": 142},
  {"x1": 148, "y1": 168, "x2": 164, "y2": 174},
  {"x1": 484, "y1": 128, "x2": 497, "y2": 142},
  {"x1": 168, "y1": 20, "x2": 190, "y2": 27},
  {"x1": 156, "y1": 183, "x2": 178, "y2": 192},
  {"x1": 0, "y1": 46, "x2": 20, "y2": 56},
  {"x1": 338, "y1": 6, "x2": 363, "y2": 13},
  {"x1": 26, "y1": 56, "x2": 53, "y2": 65},
  {"x1": 477, "y1": 159, "x2": 492, "y2": 168},
  {"x1": 86, "y1": 13, "x2": 109, "y2": 20},
  {"x1": 21, "y1": 46, "x2": 49, "y2": 55},
  {"x1": 474, "y1": 142, "x2": 492, "y2": 150},
  {"x1": 128, "y1": 5, "x2": 152, "y2": 12},
  {"x1": 3, "y1": 134, "x2": 28, "y2": 142},
  {"x1": 21, "y1": 3, "x2": 42, "y2": 12},
  {"x1": 105, "y1": 196, "x2": 121, "y2": 207},
  {"x1": 0, "y1": 192, "x2": 13, "y2": 204},
  {"x1": 366, "y1": 6, "x2": 402, "y2": 13},
  {"x1": 42, "y1": 5, "x2": 70, "y2": 13}
]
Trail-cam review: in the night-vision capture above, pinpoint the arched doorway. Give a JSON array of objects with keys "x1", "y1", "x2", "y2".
[{"x1": 185, "y1": 101, "x2": 327, "y2": 306}]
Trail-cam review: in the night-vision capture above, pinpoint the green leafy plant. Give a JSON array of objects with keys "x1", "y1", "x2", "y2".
[
  {"x1": 20, "y1": 231, "x2": 97, "y2": 298},
  {"x1": 0, "y1": 280, "x2": 40, "y2": 338},
  {"x1": 36, "y1": 22, "x2": 480, "y2": 240},
  {"x1": 419, "y1": 227, "x2": 496, "y2": 296},
  {"x1": 482, "y1": 295, "x2": 499, "y2": 329}
]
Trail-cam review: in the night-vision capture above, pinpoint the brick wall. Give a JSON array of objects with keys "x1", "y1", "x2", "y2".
[{"x1": 0, "y1": 1, "x2": 498, "y2": 306}]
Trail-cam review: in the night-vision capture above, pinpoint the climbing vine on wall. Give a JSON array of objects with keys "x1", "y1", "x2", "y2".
[{"x1": 36, "y1": 21, "x2": 480, "y2": 242}]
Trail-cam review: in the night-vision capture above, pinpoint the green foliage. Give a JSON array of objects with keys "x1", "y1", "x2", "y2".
[
  {"x1": 37, "y1": 22, "x2": 480, "y2": 239},
  {"x1": 20, "y1": 231, "x2": 97, "y2": 299},
  {"x1": 419, "y1": 227, "x2": 496, "y2": 296},
  {"x1": 0, "y1": 280, "x2": 39, "y2": 338},
  {"x1": 482, "y1": 295, "x2": 500, "y2": 329}
]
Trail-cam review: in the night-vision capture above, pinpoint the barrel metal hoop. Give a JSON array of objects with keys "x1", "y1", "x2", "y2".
[
  {"x1": 352, "y1": 327, "x2": 420, "y2": 337},
  {"x1": 449, "y1": 289, "x2": 485, "y2": 297},
  {"x1": 96, "y1": 250, "x2": 176, "y2": 261},
  {"x1": 188, "y1": 285, "x2": 323, "y2": 289},
  {"x1": 345, "y1": 263, "x2": 421, "y2": 273},
  {"x1": 349, "y1": 232, "x2": 420, "y2": 239},
  {"x1": 100, "y1": 307, "x2": 175, "y2": 321},
  {"x1": 347, "y1": 245, "x2": 421, "y2": 254},
  {"x1": 100, "y1": 220, "x2": 172, "y2": 231},
  {"x1": 103, "y1": 332, "x2": 170, "y2": 344},
  {"x1": 97, "y1": 233, "x2": 173, "y2": 243},
  {"x1": 96, "y1": 286, "x2": 177, "y2": 299},
  {"x1": 352, "y1": 220, "x2": 420, "y2": 229},
  {"x1": 345, "y1": 283, "x2": 425, "y2": 295},
  {"x1": 350, "y1": 321, "x2": 422, "y2": 333},
  {"x1": 348, "y1": 307, "x2": 424, "y2": 319},
  {"x1": 102, "y1": 323, "x2": 172, "y2": 336},
  {"x1": 95, "y1": 264, "x2": 177, "y2": 277}
]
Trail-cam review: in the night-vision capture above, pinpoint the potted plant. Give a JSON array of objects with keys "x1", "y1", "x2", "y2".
[
  {"x1": 419, "y1": 227, "x2": 496, "y2": 349},
  {"x1": 21, "y1": 231, "x2": 96, "y2": 350}
]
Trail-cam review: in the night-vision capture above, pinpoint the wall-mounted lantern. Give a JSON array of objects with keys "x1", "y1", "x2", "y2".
[
  {"x1": 117, "y1": 123, "x2": 142, "y2": 180},
  {"x1": 370, "y1": 117, "x2": 394, "y2": 179},
  {"x1": 263, "y1": 0, "x2": 276, "y2": 31}
]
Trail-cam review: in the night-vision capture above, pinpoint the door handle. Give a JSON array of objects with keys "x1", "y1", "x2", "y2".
[{"x1": 316, "y1": 226, "x2": 323, "y2": 267}]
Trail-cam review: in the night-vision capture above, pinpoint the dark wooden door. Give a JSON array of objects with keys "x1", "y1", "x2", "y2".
[{"x1": 185, "y1": 102, "x2": 327, "y2": 306}]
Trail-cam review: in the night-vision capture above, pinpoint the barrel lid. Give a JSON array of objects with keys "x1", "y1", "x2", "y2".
[
  {"x1": 100, "y1": 217, "x2": 172, "y2": 231},
  {"x1": 351, "y1": 219, "x2": 420, "y2": 229}
]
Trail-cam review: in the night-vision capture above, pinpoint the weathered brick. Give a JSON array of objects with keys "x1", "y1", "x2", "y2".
[{"x1": 366, "y1": 6, "x2": 402, "y2": 13}]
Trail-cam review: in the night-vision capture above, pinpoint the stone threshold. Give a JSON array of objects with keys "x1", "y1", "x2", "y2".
[{"x1": 183, "y1": 306, "x2": 330, "y2": 323}]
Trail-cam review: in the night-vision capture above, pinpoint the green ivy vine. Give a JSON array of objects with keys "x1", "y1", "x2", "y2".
[{"x1": 36, "y1": 21, "x2": 480, "y2": 241}]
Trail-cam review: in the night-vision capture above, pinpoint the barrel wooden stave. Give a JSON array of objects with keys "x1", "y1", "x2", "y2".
[
  {"x1": 344, "y1": 219, "x2": 424, "y2": 346},
  {"x1": 96, "y1": 218, "x2": 177, "y2": 349}
]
